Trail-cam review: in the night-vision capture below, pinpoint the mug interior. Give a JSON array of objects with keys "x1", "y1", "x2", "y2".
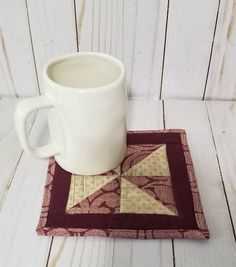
[{"x1": 47, "y1": 53, "x2": 122, "y2": 89}]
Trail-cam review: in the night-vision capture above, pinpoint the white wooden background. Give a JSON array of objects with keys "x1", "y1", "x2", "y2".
[
  {"x1": 0, "y1": 0, "x2": 236, "y2": 100},
  {"x1": 1, "y1": 98, "x2": 236, "y2": 267}
]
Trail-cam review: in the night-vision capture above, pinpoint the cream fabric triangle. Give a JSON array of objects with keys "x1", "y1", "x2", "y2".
[
  {"x1": 113, "y1": 165, "x2": 121, "y2": 175},
  {"x1": 123, "y1": 144, "x2": 170, "y2": 176},
  {"x1": 66, "y1": 175, "x2": 116, "y2": 210},
  {"x1": 120, "y1": 178, "x2": 176, "y2": 215}
]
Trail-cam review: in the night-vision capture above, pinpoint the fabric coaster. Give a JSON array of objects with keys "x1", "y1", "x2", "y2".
[{"x1": 36, "y1": 130, "x2": 209, "y2": 239}]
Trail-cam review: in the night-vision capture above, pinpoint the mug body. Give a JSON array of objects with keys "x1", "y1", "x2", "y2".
[{"x1": 43, "y1": 52, "x2": 127, "y2": 175}]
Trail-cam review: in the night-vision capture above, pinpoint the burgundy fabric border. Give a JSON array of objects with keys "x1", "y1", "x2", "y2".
[
  {"x1": 38, "y1": 227, "x2": 207, "y2": 239},
  {"x1": 127, "y1": 132, "x2": 181, "y2": 145},
  {"x1": 45, "y1": 131, "x2": 198, "y2": 230},
  {"x1": 166, "y1": 144, "x2": 197, "y2": 228}
]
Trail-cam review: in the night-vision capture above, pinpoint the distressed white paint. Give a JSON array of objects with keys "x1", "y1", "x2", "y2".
[
  {"x1": 127, "y1": 98, "x2": 163, "y2": 130},
  {"x1": 0, "y1": 110, "x2": 52, "y2": 267},
  {"x1": 0, "y1": 98, "x2": 35, "y2": 208},
  {"x1": 1, "y1": 0, "x2": 236, "y2": 99},
  {"x1": 0, "y1": 0, "x2": 38, "y2": 96},
  {"x1": 164, "y1": 100, "x2": 236, "y2": 267},
  {"x1": 26, "y1": 0, "x2": 77, "y2": 90},
  {"x1": 125, "y1": 0, "x2": 167, "y2": 98},
  {"x1": 48, "y1": 237, "x2": 115, "y2": 267},
  {"x1": 161, "y1": 0, "x2": 220, "y2": 99},
  {"x1": 207, "y1": 101, "x2": 236, "y2": 229},
  {"x1": 1, "y1": 99, "x2": 236, "y2": 265},
  {"x1": 78, "y1": 0, "x2": 167, "y2": 98},
  {"x1": 205, "y1": 0, "x2": 236, "y2": 100}
]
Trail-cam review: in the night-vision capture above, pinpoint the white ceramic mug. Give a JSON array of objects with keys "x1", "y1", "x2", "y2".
[{"x1": 15, "y1": 52, "x2": 127, "y2": 175}]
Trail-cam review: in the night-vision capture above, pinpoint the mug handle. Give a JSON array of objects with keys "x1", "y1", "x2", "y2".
[{"x1": 15, "y1": 95, "x2": 60, "y2": 158}]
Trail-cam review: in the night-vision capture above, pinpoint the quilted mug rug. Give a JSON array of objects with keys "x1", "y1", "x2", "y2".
[{"x1": 37, "y1": 130, "x2": 209, "y2": 239}]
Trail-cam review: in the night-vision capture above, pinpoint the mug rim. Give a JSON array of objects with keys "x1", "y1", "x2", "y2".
[{"x1": 43, "y1": 52, "x2": 125, "y2": 92}]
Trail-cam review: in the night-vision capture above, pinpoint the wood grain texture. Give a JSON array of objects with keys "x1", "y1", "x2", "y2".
[
  {"x1": 164, "y1": 100, "x2": 236, "y2": 267},
  {"x1": 205, "y1": 0, "x2": 236, "y2": 100},
  {"x1": 1, "y1": 99, "x2": 236, "y2": 265},
  {"x1": 0, "y1": 98, "x2": 35, "y2": 208},
  {"x1": 0, "y1": 0, "x2": 38, "y2": 96},
  {"x1": 48, "y1": 237, "x2": 115, "y2": 267},
  {"x1": 206, "y1": 101, "x2": 236, "y2": 233},
  {"x1": 0, "y1": 110, "x2": 52, "y2": 267},
  {"x1": 1, "y1": 0, "x2": 236, "y2": 99},
  {"x1": 26, "y1": 0, "x2": 77, "y2": 90},
  {"x1": 47, "y1": 99, "x2": 173, "y2": 267},
  {"x1": 161, "y1": 0, "x2": 220, "y2": 99},
  {"x1": 77, "y1": 0, "x2": 167, "y2": 98}
]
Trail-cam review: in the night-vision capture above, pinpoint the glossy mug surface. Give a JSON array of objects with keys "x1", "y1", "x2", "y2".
[{"x1": 15, "y1": 52, "x2": 127, "y2": 175}]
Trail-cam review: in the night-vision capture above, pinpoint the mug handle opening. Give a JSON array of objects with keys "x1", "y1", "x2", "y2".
[{"x1": 15, "y1": 95, "x2": 60, "y2": 158}]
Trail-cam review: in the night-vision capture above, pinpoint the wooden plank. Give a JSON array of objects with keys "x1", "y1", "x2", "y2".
[
  {"x1": 205, "y1": 0, "x2": 236, "y2": 100},
  {"x1": 48, "y1": 99, "x2": 173, "y2": 267},
  {"x1": 0, "y1": 0, "x2": 38, "y2": 96},
  {"x1": 206, "y1": 101, "x2": 236, "y2": 231},
  {"x1": 0, "y1": 110, "x2": 52, "y2": 267},
  {"x1": 127, "y1": 98, "x2": 164, "y2": 130},
  {"x1": 76, "y1": 0, "x2": 93, "y2": 51},
  {"x1": 48, "y1": 237, "x2": 115, "y2": 267},
  {"x1": 164, "y1": 100, "x2": 236, "y2": 267},
  {"x1": 0, "y1": 98, "x2": 35, "y2": 208},
  {"x1": 119, "y1": 0, "x2": 137, "y2": 97},
  {"x1": 126, "y1": 0, "x2": 167, "y2": 98},
  {"x1": 26, "y1": 0, "x2": 77, "y2": 90},
  {"x1": 78, "y1": 0, "x2": 167, "y2": 98},
  {"x1": 161, "y1": 0, "x2": 220, "y2": 99},
  {"x1": 113, "y1": 238, "x2": 173, "y2": 267}
]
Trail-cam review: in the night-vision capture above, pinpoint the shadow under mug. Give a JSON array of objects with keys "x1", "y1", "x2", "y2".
[{"x1": 15, "y1": 52, "x2": 127, "y2": 175}]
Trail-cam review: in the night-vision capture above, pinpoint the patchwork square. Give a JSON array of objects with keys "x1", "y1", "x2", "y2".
[{"x1": 37, "y1": 130, "x2": 209, "y2": 239}]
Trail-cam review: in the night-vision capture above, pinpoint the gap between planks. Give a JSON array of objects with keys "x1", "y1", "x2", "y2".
[
  {"x1": 45, "y1": 237, "x2": 54, "y2": 267},
  {"x1": 0, "y1": 106, "x2": 37, "y2": 209},
  {"x1": 162, "y1": 100, "x2": 175, "y2": 267},
  {"x1": 24, "y1": 0, "x2": 41, "y2": 95},
  {"x1": 202, "y1": 0, "x2": 222, "y2": 100},
  {"x1": 159, "y1": 0, "x2": 170, "y2": 100},
  {"x1": 6, "y1": 99, "x2": 236, "y2": 266},
  {"x1": 73, "y1": 0, "x2": 79, "y2": 52},
  {"x1": 205, "y1": 102, "x2": 236, "y2": 241}
]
